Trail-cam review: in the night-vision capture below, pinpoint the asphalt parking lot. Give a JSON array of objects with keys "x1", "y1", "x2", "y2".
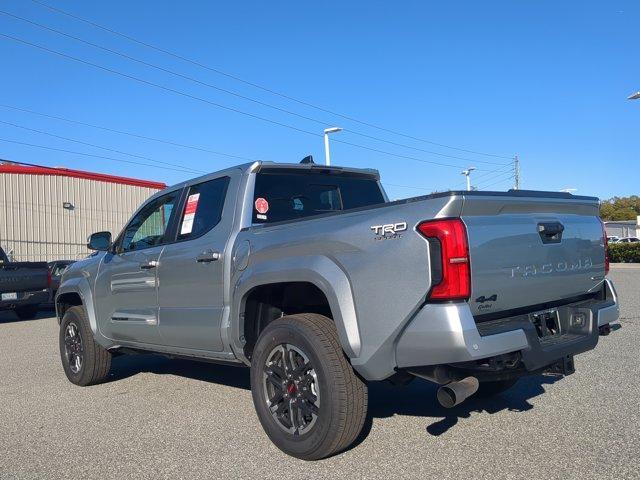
[{"x1": 1, "y1": 266, "x2": 638, "y2": 480}]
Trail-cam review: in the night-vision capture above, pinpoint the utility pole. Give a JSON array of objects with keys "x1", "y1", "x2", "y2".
[
  {"x1": 323, "y1": 127, "x2": 342, "y2": 166},
  {"x1": 514, "y1": 155, "x2": 520, "y2": 190},
  {"x1": 461, "y1": 167, "x2": 476, "y2": 191}
]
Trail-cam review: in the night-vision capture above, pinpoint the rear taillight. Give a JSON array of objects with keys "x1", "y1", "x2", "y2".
[
  {"x1": 417, "y1": 218, "x2": 471, "y2": 301},
  {"x1": 47, "y1": 269, "x2": 52, "y2": 288},
  {"x1": 599, "y1": 218, "x2": 610, "y2": 275}
]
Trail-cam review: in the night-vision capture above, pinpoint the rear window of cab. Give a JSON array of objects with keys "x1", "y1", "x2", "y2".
[{"x1": 253, "y1": 171, "x2": 385, "y2": 224}]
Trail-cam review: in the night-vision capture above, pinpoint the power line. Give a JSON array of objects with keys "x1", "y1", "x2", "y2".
[
  {"x1": 475, "y1": 168, "x2": 514, "y2": 185},
  {"x1": 470, "y1": 164, "x2": 515, "y2": 185},
  {"x1": 0, "y1": 106, "x2": 515, "y2": 195},
  {"x1": 0, "y1": 33, "x2": 495, "y2": 172},
  {"x1": 449, "y1": 162, "x2": 515, "y2": 189},
  {"x1": 0, "y1": 119, "x2": 205, "y2": 174},
  {"x1": 0, "y1": 12, "x2": 334, "y2": 130},
  {"x1": 0, "y1": 104, "x2": 257, "y2": 162},
  {"x1": 481, "y1": 176, "x2": 515, "y2": 190},
  {"x1": 345, "y1": 125, "x2": 508, "y2": 165},
  {"x1": 476, "y1": 171, "x2": 515, "y2": 189},
  {"x1": 1, "y1": 157, "x2": 85, "y2": 171},
  {"x1": 28, "y1": 0, "x2": 513, "y2": 161},
  {"x1": 0, "y1": 108, "x2": 506, "y2": 193},
  {"x1": 0, "y1": 137, "x2": 201, "y2": 174},
  {"x1": 474, "y1": 163, "x2": 515, "y2": 181},
  {"x1": 0, "y1": 157, "x2": 166, "y2": 199},
  {"x1": 0, "y1": 10, "x2": 509, "y2": 166},
  {"x1": 0, "y1": 33, "x2": 320, "y2": 139},
  {"x1": 332, "y1": 138, "x2": 491, "y2": 169}
]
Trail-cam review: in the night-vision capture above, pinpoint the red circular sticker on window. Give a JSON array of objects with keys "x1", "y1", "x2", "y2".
[{"x1": 255, "y1": 197, "x2": 269, "y2": 214}]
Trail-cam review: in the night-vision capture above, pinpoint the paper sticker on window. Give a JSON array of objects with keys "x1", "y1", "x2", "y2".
[
  {"x1": 180, "y1": 193, "x2": 200, "y2": 234},
  {"x1": 255, "y1": 197, "x2": 269, "y2": 214}
]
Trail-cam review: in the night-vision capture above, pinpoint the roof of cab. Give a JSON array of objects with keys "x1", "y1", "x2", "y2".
[
  {"x1": 253, "y1": 161, "x2": 380, "y2": 179},
  {"x1": 163, "y1": 160, "x2": 380, "y2": 193}
]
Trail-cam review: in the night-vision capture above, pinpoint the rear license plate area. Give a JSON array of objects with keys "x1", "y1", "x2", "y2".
[{"x1": 529, "y1": 309, "x2": 561, "y2": 338}]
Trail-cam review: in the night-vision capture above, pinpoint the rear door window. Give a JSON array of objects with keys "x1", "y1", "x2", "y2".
[
  {"x1": 253, "y1": 171, "x2": 384, "y2": 223},
  {"x1": 177, "y1": 176, "x2": 230, "y2": 241}
]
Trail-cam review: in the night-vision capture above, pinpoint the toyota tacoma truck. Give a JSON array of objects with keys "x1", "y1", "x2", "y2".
[
  {"x1": 1, "y1": 246, "x2": 50, "y2": 319},
  {"x1": 55, "y1": 160, "x2": 619, "y2": 460}
]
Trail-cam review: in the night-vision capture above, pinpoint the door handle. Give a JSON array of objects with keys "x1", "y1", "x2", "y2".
[
  {"x1": 196, "y1": 250, "x2": 220, "y2": 263},
  {"x1": 139, "y1": 260, "x2": 159, "y2": 270}
]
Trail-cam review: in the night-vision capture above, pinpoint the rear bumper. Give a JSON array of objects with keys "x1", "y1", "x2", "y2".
[
  {"x1": 597, "y1": 279, "x2": 619, "y2": 327},
  {"x1": 395, "y1": 279, "x2": 620, "y2": 374},
  {"x1": 0, "y1": 289, "x2": 49, "y2": 311}
]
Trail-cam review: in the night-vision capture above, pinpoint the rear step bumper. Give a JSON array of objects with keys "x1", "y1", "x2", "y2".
[
  {"x1": 395, "y1": 279, "x2": 619, "y2": 373},
  {"x1": 596, "y1": 279, "x2": 619, "y2": 327}
]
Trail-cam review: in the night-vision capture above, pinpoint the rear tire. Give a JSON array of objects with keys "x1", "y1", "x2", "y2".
[
  {"x1": 59, "y1": 306, "x2": 111, "y2": 386},
  {"x1": 15, "y1": 305, "x2": 39, "y2": 320},
  {"x1": 250, "y1": 313, "x2": 368, "y2": 460},
  {"x1": 475, "y1": 378, "x2": 518, "y2": 398}
]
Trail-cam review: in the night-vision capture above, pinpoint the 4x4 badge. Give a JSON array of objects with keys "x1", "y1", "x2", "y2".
[{"x1": 475, "y1": 294, "x2": 498, "y2": 303}]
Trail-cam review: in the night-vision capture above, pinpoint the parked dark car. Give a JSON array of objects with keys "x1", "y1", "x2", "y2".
[
  {"x1": 0, "y1": 246, "x2": 50, "y2": 319},
  {"x1": 46, "y1": 260, "x2": 75, "y2": 306}
]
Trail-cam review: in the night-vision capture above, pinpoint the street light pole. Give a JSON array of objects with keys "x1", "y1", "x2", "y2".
[
  {"x1": 323, "y1": 127, "x2": 342, "y2": 166},
  {"x1": 323, "y1": 133, "x2": 331, "y2": 166},
  {"x1": 461, "y1": 167, "x2": 476, "y2": 191}
]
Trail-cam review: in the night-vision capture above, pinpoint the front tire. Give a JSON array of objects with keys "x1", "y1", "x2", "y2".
[
  {"x1": 59, "y1": 306, "x2": 111, "y2": 386},
  {"x1": 250, "y1": 313, "x2": 368, "y2": 460}
]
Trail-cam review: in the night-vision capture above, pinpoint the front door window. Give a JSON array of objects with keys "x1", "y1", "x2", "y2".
[{"x1": 120, "y1": 193, "x2": 178, "y2": 252}]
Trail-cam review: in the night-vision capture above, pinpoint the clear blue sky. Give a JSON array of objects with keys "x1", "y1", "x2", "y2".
[{"x1": 0, "y1": 1, "x2": 638, "y2": 200}]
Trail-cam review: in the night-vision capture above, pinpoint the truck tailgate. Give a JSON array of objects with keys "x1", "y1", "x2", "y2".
[
  {"x1": 0, "y1": 262, "x2": 49, "y2": 293},
  {"x1": 461, "y1": 194, "x2": 605, "y2": 318}
]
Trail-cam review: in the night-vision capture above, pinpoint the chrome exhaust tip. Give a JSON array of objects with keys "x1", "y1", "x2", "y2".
[{"x1": 436, "y1": 376, "x2": 479, "y2": 408}]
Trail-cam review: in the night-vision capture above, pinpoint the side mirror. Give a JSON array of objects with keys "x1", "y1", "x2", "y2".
[{"x1": 87, "y1": 231, "x2": 112, "y2": 251}]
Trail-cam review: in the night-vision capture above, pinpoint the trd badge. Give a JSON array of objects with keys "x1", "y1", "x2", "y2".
[{"x1": 370, "y1": 222, "x2": 407, "y2": 240}]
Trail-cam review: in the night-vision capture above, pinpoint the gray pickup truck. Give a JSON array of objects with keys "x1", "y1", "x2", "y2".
[
  {"x1": 56, "y1": 160, "x2": 619, "y2": 460},
  {"x1": 1, "y1": 246, "x2": 49, "y2": 319}
]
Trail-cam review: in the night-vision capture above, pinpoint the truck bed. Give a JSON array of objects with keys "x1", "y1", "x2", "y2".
[{"x1": 241, "y1": 188, "x2": 605, "y2": 375}]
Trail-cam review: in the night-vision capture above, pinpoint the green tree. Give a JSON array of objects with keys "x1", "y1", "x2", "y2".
[{"x1": 600, "y1": 196, "x2": 640, "y2": 221}]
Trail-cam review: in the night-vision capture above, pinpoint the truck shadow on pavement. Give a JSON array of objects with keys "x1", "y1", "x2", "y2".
[
  {"x1": 363, "y1": 374, "x2": 562, "y2": 440},
  {"x1": 107, "y1": 353, "x2": 561, "y2": 443},
  {"x1": 0, "y1": 310, "x2": 55, "y2": 323},
  {"x1": 108, "y1": 353, "x2": 252, "y2": 390}
]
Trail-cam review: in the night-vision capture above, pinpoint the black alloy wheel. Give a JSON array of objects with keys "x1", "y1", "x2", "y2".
[{"x1": 262, "y1": 343, "x2": 320, "y2": 435}]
